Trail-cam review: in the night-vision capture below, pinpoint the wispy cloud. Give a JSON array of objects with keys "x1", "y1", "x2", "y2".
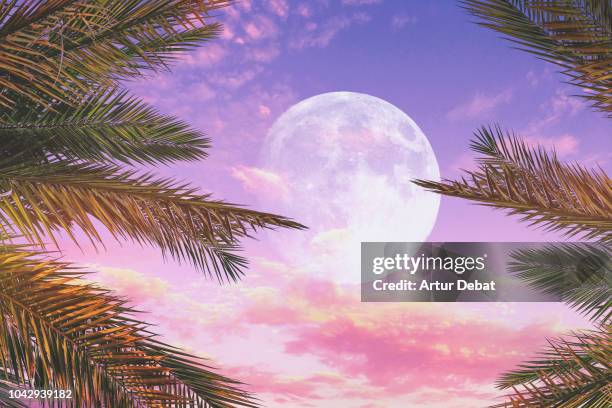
[
  {"x1": 284, "y1": 314, "x2": 557, "y2": 394},
  {"x1": 267, "y1": 0, "x2": 289, "y2": 18},
  {"x1": 521, "y1": 89, "x2": 584, "y2": 157},
  {"x1": 87, "y1": 256, "x2": 587, "y2": 407},
  {"x1": 295, "y1": 3, "x2": 312, "y2": 18},
  {"x1": 231, "y1": 166, "x2": 290, "y2": 200},
  {"x1": 546, "y1": 89, "x2": 583, "y2": 117},
  {"x1": 209, "y1": 66, "x2": 263, "y2": 89},
  {"x1": 290, "y1": 13, "x2": 371, "y2": 49},
  {"x1": 243, "y1": 15, "x2": 279, "y2": 42},
  {"x1": 447, "y1": 89, "x2": 513, "y2": 120},
  {"x1": 88, "y1": 266, "x2": 170, "y2": 305},
  {"x1": 180, "y1": 43, "x2": 228, "y2": 67},
  {"x1": 526, "y1": 70, "x2": 539, "y2": 86},
  {"x1": 391, "y1": 14, "x2": 417, "y2": 30},
  {"x1": 342, "y1": 0, "x2": 383, "y2": 5},
  {"x1": 447, "y1": 152, "x2": 478, "y2": 176},
  {"x1": 524, "y1": 134, "x2": 579, "y2": 157},
  {"x1": 192, "y1": 82, "x2": 216, "y2": 102}
]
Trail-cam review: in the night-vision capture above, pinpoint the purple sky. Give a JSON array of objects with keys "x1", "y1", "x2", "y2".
[
  {"x1": 58, "y1": 1, "x2": 609, "y2": 407},
  {"x1": 125, "y1": 0, "x2": 609, "y2": 242}
]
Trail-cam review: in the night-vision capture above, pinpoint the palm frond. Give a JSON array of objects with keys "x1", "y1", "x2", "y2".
[
  {"x1": 0, "y1": 161, "x2": 305, "y2": 282},
  {"x1": 0, "y1": 244, "x2": 258, "y2": 407},
  {"x1": 413, "y1": 126, "x2": 612, "y2": 241},
  {"x1": 491, "y1": 328, "x2": 612, "y2": 407},
  {"x1": 0, "y1": 88, "x2": 209, "y2": 166},
  {"x1": 0, "y1": 0, "x2": 231, "y2": 108},
  {"x1": 509, "y1": 244, "x2": 611, "y2": 323},
  {"x1": 0, "y1": 371, "x2": 28, "y2": 408},
  {"x1": 462, "y1": 0, "x2": 612, "y2": 114}
]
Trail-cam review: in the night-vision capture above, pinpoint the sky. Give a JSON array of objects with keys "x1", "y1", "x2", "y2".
[{"x1": 58, "y1": 1, "x2": 610, "y2": 407}]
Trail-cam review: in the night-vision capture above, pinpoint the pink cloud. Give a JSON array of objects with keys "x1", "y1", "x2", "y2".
[
  {"x1": 268, "y1": 0, "x2": 289, "y2": 18},
  {"x1": 523, "y1": 89, "x2": 583, "y2": 135},
  {"x1": 258, "y1": 104, "x2": 272, "y2": 117},
  {"x1": 447, "y1": 89, "x2": 513, "y2": 120},
  {"x1": 193, "y1": 82, "x2": 216, "y2": 102},
  {"x1": 244, "y1": 23, "x2": 264, "y2": 41},
  {"x1": 232, "y1": 289, "x2": 569, "y2": 404},
  {"x1": 342, "y1": 0, "x2": 383, "y2": 5},
  {"x1": 547, "y1": 89, "x2": 583, "y2": 116},
  {"x1": 88, "y1": 255, "x2": 588, "y2": 407},
  {"x1": 225, "y1": 366, "x2": 333, "y2": 403},
  {"x1": 221, "y1": 22, "x2": 236, "y2": 40},
  {"x1": 91, "y1": 266, "x2": 169, "y2": 305},
  {"x1": 290, "y1": 13, "x2": 371, "y2": 49},
  {"x1": 234, "y1": 0, "x2": 252, "y2": 13},
  {"x1": 187, "y1": 81, "x2": 297, "y2": 150},
  {"x1": 283, "y1": 315, "x2": 559, "y2": 394},
  {"x1": 246, "y1": 43, "x2": 281, "y2": 63},
  {"x1": 231, "y1": 165, "x2": 290, "y2": 200},
  {"x1": 524, "y1": 134, "x2": 579, "y2": 157},
  {"x1": 447, "y1": 152, "x2": 478, "y2": 176},
  {"x1": 190, "y1": 43, "x2": 228, "y2": 67},
  {"x1": 226, "y1": 263, "x2": 582, "y2": 401},
  {"x1": 519, "y1": 90, "x2": 585, "y2": 158},
  {"x1": 210, "y1": 66, "x2": 263, "y2": 89},
  {"x1": 244, "y1": 15, "x2": 278, "y2": 41},
  {"x1": 296, "y1": 4, "x2": 312, "y2": 18}
]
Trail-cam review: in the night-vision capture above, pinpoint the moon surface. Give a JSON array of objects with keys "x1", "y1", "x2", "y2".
[{"x1": 261, "y1": 92, "x2": 440, "y2": 282}]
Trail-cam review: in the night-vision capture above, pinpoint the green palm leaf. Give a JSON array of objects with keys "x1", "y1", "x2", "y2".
[
  {"x1": 413, "y1": 126, "x2": 612, "y2": 242},
  {"x1": 0, "y1": 371, "x2": 28, "y2": 408},
  {"x1": 0, "y1": 0, "x2": 231, "y2": 108},
  {"x1": 0, "y1": 244, "x2": 257, "y2": 407},
  {"x1": 0, "y1": 89, "x2": 209, "y2": 166},
  {"x1": 509, "y1": 244, "x2": 611, "y2": 323},
  {"x1": 491, "y1": 328, "x2": 612, "y2": 407},
  {"x1": 0, "y1": 1, "x2": 301, "y2": 406},
  {"x1": 462, "y1": 0, "x2": 612, "y2": 115},
  {"x1": 0, "y1": 161, "x2": 305, "y2": 282}
]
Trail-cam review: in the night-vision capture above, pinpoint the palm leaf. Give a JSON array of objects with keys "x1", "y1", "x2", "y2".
[
  {"x1": 491, "y1": 328, "x2": 612, "y2": 407},
  {"x1": 0, "y1": 1, "x2": 301, "y2": 406},
  {"x1": 413, "y1": 126, "x2": 612, "y2": 241},
  {"x1": 462, "y1": 0, "x2": 612, "y2": 114},
  {"x1": 0, "y1": 0, "x2": 231, "y2": 108},
  {"x1": 0, "y1": 370, "x2": 28, "y2": 408},
  {"x1": 0, "y1": 244, "x2": 258, "y2": 407},
  {"x1": 509, "y1": 244, "x2": 611, "y2": 323},
  {"x1": 0, "y1": 88, "x2": 209, "y2": 166},
  {"x1": 0, "y1": 161, "x2": 305, "y2": 282}
]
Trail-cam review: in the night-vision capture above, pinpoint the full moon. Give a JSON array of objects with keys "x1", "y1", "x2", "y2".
[{"x1": 261, "y1": 92, "x2": 440, "y2": 282}]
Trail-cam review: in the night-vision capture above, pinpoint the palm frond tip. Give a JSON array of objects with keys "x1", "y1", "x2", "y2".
[
  {"x1": 413, "y1": 126, "x2": 612, "y2": 241},
  {"x1": 0, "y1": 161, "x2": 306, "y2": 282},
  {"x1": 490, "y1": 328, "x2": 612, "y2": 408},
  {"x1": 0, "y1": 245, "x2": 258, "y2": 407},
  {"x1": 462, "y1": 0, "x2": 612, "y2": 115},
  {"x1": 509, "y1": 244, "x2": 611, "y2": 323}
]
